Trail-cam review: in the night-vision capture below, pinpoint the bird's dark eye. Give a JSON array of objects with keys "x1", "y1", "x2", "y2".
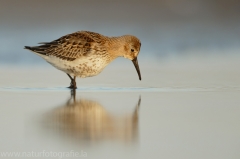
[{"x1": 131, "y1": 49, "x2": 134, "y2": 52}]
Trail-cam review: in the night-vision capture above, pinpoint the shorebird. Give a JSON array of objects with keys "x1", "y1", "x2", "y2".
[{"x1": 25, "y1": 31, "x2": 141, "y2": 89}]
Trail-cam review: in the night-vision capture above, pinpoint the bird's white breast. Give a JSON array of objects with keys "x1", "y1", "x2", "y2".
[{"x1": 40, "y1": 54, "x2": 109, "y2": 78}]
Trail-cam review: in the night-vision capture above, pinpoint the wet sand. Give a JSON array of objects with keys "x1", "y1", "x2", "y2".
[{"x1": 0, "y1": 56, "x2": 240, "y2": 159}]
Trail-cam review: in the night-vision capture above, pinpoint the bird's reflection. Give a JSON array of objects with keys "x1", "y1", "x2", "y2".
[{"x1": 47, "y1": 89, "x2": 141, "y2": 143}]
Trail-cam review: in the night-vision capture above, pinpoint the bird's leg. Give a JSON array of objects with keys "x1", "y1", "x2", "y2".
[
  {"x1": 67, "y1": 73, "x2": 74, "y2": 88},
  {"x1": 67, "y1": 74, "x2": 77, "y2": 89},
  {"x1": 73, "y1": 76, "x2": 77, "y2": 89}
]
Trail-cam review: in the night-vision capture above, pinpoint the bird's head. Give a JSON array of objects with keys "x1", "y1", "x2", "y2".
[{"x1": 122, "y1": 35, "x2": 142, "y2": 80}]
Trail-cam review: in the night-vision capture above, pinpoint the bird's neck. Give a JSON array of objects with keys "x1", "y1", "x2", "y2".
[{"x1": 107, "y1": 36, "x2": 127, "y2": 60}]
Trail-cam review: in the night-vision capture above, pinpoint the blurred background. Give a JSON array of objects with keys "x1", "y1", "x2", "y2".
[
  {"x1": 0, "y1": 0, "x2": 240, "y2": 65},
  {"x1": 1, "y1": 1, "x2": 240, "y2": 159}
]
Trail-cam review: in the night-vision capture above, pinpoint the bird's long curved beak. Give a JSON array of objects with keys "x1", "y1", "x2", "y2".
[{"x1": 132, "y1": 57, "x2": 141, "y2": 80}]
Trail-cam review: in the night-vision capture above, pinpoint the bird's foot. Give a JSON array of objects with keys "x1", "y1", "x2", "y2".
[
  {"x1": 68, "y1": 80, "x2": 77, "y2": 89},
  {"x1": 68, "y1": 85, "x2": 77, "y2": 89}
]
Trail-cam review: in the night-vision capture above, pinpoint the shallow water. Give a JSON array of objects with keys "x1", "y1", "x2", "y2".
[
  {"x1": 0, "y1": 57, "x2": 240, "y2": 159},
  {"x1": 0, "y1": 86, "x2": 232, "y2": 92}
]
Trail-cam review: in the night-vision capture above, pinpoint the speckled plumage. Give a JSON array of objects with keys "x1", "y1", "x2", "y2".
[{"x1": 25, "y1": 30, "x2": 142, "y2": 88}]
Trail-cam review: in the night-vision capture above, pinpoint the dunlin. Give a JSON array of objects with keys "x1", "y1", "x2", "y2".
[{"x1": 25, "y1": 31, "x2": 141, "y2": 89}]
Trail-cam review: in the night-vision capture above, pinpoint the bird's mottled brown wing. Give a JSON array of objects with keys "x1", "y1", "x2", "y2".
[{"x1": 28, "y1": 31, "x2": 108, "y2": 61}]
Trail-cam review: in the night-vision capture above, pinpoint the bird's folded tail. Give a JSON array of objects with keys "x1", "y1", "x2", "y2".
[{"x1": 24, "y1": 46, "x2": 47, "y2": 55}]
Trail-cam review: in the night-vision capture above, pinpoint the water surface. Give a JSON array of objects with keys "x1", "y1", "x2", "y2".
[{"x1": 0, "y1": 57, "x2": 240, "y2": 158}]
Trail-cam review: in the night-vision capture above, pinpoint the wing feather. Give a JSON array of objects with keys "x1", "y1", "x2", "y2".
[{"x1": 25, "y1": 31, "x2": 108, "y2": 61}]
